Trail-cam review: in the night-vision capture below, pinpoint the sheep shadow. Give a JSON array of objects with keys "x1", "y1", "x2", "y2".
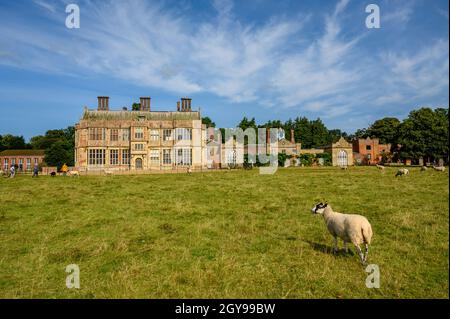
[{"x1": 303, "y1": 239, "x2": 355, "y2": 257}]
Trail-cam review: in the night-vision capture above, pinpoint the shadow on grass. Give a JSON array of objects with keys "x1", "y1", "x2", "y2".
[{"x1": 303, "y1": 239, "x2": 354, "y2": 256}]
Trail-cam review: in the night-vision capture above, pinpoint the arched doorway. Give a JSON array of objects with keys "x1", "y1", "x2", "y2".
[
  {"x1": 135, "y1": 158, "x2": 143, "y2": 169},
  {"x1": 337, "y1": 150, "x2": 348, "y2": 167}
]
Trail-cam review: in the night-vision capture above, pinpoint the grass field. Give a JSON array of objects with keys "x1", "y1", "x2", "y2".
[{"x1": 0, "y1": 167, "x2": 448, "y2": 299}]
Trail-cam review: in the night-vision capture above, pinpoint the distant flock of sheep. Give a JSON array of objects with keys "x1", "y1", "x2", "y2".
[{"x1": 373, "y1": 163, "x2": 445, "y2": 176}]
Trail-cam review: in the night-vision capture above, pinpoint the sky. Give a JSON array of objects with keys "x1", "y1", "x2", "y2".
[{"x1": 0, "y1": 0, "x2": 448, "y2": 140}]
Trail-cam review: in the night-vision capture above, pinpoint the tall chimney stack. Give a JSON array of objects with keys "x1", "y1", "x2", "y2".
[
  {"x1": 97, "y1": 96, "x2": 109, "y2": 111},
  {"x1": 290, "y1": 129, "x2": 295, "y2": 144},
  {"x1": 187, "y1": 98, "x2": 192, "y2": 111},
  {"x1": 177, "y1": 101, "x2": 180, "y2": 112},
  {"x1": 140, "y1": 97, "x2": 151, "y2": 111}
]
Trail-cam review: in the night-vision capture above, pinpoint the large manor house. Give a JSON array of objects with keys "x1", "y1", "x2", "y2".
[{"x1": 71, "y1": 96, "x2": 391, "y2": 172}]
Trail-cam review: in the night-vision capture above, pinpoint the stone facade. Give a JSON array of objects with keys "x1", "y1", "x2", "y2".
[
  {"x1": 74, "y1": 97, "x2": 207, "y2": 172},
  {"x1": 323, "y1": 137, "x2": 354, "y2": 166}
]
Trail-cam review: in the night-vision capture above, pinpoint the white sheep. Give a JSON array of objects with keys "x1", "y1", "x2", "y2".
[
  {"x1": 104, "y1": 169, "x2": 114, "y2": 176},
  {"x1": 395, "y1": 168, "x2": 409, "y2": 177},
  {"x1": 433, "y1": 165, "x2": 446, "y2": 172},
  {"x1": 68, "y1": 170, "x2": 80, "y2": 177},
  {"x1": 311, "y1": 202, "x2": 373, "y2": 264},
  {"x1": 376, "y1": 164, "x2": 385, "y2": 171},
  {"x1": 421, "y1": 166, "x2": 428, "y2": 172}
]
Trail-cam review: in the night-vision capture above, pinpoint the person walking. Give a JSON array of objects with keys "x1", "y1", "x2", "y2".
[
  {"x1": 32, "y1": 165, "x2": 39, "y2": 178},
  {"x1": 10, "y1": 165, "x2": 15, "y2": 178}
]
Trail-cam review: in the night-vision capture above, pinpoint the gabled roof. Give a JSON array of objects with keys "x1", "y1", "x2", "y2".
[{"x1": 0, "y1": 149, "x2": 45, "y2": 156}]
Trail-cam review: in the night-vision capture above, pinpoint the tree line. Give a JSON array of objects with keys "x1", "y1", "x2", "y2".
[
  {"x1": 203, "y1": 106, "x2": 449, "y2": 163},
  {"x1": 0, "y1": 106, "x2": 447, "y2": 169}
]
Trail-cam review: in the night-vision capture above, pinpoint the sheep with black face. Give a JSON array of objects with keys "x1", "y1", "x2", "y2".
[{"x1": 311, "y1": 202, "x2": 373, "y2": 264}]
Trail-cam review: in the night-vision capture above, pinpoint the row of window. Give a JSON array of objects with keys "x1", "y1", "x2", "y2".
[
  {"x1": 88, "y1": 128, "x2": 192, "y2": 141},
  {"x1": 87, "y1": 148, "x2": 192, "y2": 165},
  {"x1": 3, "y1": 158, "x2": 39, "y2": 169},
  {"x1": 88, "y1": 149, "x2": 130, "y2": 165}
]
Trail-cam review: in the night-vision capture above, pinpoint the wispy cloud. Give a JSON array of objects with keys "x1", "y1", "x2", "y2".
[
  {"x1": 32, "y1": 0, "x2": 56, "y2": 13},
  {"x1": 0, "y1": 0, "x2": 448, "y2": 123}
]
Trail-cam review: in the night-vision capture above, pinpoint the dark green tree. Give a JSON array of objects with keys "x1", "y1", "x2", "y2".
[
  {"x1": 0, "y1": 134, "x2": 28, "y2": 150},
  {"x1": 396, "y1": 107, "x2": 449, "y2": 162},
  {"x1": 202, "y1": 117, "x2": 216, "y2": 128},
  {"x1": 366, "y1": 117, "x2": 401, "y2": 144},
  {"x1": 310, "y1": 118, "x2": 329, "y2": 148},
  {"x1": 44, "y1": 140, "x2": 73, "y2": 170}
]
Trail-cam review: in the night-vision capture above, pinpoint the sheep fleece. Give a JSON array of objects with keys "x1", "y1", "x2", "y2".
[{"x1": 323, "y1": 207, "x2": 373, "y2": 245}]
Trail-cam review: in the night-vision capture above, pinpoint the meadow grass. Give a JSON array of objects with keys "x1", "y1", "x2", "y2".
[{"x1": 0, "y1": 167, "x2": 448, "y2": 298}]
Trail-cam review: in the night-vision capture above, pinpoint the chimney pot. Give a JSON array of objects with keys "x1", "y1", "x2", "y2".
[
  {"x1": 97, "y1": 96, "x2": 109, "y2": 111},
  {"x1": 139, "y1": 97, "x2": 151, "y2": 111}
]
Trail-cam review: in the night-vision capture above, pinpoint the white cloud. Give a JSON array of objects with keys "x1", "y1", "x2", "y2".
[
  {"x1": 0, "y1": 0, "x2": 448, "y2": 119},
  {"x1": 32, "y1": 0, "x2": 56, "y2": 13}
]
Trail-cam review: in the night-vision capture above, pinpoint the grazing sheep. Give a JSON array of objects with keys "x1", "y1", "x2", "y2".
[
  {"x1": 395, "y1": 168, "x2": 409, "y2": 177},
  {"x1": 104, "y1": 169, "x2": 114, "y2": 176},
  {"x1": 376, "y1": 164, "x2": 385, "y2": 171},
  {"x1": 311, "y1": 202, "x2": 373, "y2": 264},
  {"x1": 50, "y1": 172, "x2": 57, "y2": 177},
  {"x1": 340, "y1": 166, "x2": 348, "y2": 170},
  {"x1": 421, "y1": 166, "x2": 428, "y2": 172},
  {"x1": 68, "y1": 170, "x2": 80, "y2": 177},
  {"x1": 433, "y1": 166, "x2": 446, "y2": 172}
]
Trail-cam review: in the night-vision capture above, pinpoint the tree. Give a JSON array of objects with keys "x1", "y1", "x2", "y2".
[
  {"x1": 396, "y1": 107, "x2": 449, "y2": 162},
  {"x1": 202, "y1": 117, "x2": 216, "y2": 128},
  {"x1": 132, "y1": 103, "x2": 141, "y2": 111},
  {"x1": 29, "y1": 126, "x2": 75, "y2": 169},
  {"x1": 310, "y1": 118, "x2": 329, "y2": 148},
  {"x1": 366, "y1": 117, "x2": 401, "y2": 145},
  {"x1": 293, "y1": 117, "x2": 312, "y2": 148},
  {"x1": 44, "y1": 140, "x2": 73, "y2": 170},
  {"x1": 327, "y1": 129, "x2": 348, "y2": 144},
  {"x1": 237, "y1": 117, "x2": 257, "y2": 130},
  {"x1": 0, "y1": 134, "x2": 27, "y2": 150}
]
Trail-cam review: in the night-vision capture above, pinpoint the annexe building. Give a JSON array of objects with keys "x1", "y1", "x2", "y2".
[
  {"x1": 0, "y1": 149, "x2": 45, "y2": 172},
  {"x1": 74, "y1": 97, "x2": 207, "y2": 172}
]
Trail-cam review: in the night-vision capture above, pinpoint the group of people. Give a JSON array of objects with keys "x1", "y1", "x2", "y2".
[{"x1": 3, "y1": 165, "x2": 39, "y2": 178}]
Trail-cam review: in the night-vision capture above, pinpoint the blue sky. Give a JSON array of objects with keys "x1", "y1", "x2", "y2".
[{"x1": 0, "y1": 0, "x2": 448, "y2": 140}]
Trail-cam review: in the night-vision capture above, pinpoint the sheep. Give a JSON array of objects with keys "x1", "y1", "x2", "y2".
[
  {"x1": 421, "y1": 166, "x2": 428, "y2": 172},
  {"x1": 50, "y1": 172, "x2": 57, "y2": 177},
  {"x1": 0, "y1": 170, "x2": 4, "y2": 177},
  {"x1": 433, "y1": 166, "x2": 446, "y2": 172},
  {"x1": 340, "y1": 166, "x2": 348, "y2": 170},
  {"x1": 395, "y1": 168, "x2": 409, "y2": 177},
  {"x1": 311, "y1": 202, "x2": 373, "y2": 265},
  {"x1": 68, "y1": 170, "x2": 80, "y2": 177},
  {"x1": 376, "y1": 164, "x2": 385, "y2": 171},
  {"x1": 104, "y1": 169, "x2": 114, "y2": 176}
]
